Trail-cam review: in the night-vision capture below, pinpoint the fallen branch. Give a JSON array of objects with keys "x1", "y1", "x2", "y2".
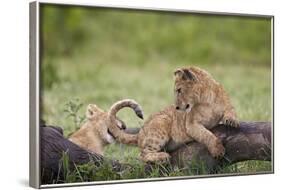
[
  {"x1": 40, "y1": 121, "x2": 271, "y2": 184},
  {"x1": 40, "y1": 124, "x2": 121, "y2": 184},
  {"x1": 170, "y1": 121, "x2": 272, "y2": 172}
]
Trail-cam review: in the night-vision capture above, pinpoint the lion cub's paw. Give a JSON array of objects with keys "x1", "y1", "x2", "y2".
[
  {"x1": 153, "y1": 153, "x2": 171, "y2": 164},
  {"x1": 209, "y1": 139, "x2": 225, "y2": 159},
  {"x1": 141, "y1": 152, "x2": 171, "y2": 164},
  {"x1": 222, "y1": 113, "x2": 239, "y2": 128}
]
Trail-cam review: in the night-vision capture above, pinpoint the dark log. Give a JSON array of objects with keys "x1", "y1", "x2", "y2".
[
  {"x1": 40, "y1": 121, "x2": 137, "y2": 184},
  {"x1": 40, "y1": 121, "x2": 271, "y2": 184},
  {"x1": 169, "y1": 121, "x2": 272, "y2": 172},
  {"x1": 40, "y1": 124, "x2": 121, "y2": 184}
]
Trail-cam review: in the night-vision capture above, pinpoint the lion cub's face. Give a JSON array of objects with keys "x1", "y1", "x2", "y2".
[
  {"x1": 174, "y1": 68, "x2": 200, "y2": 112},
  {"x1": 69, "y1": 104, "x2": 126, "y2": 155},
  {"x1": 85, "y1": 104, "x2": 126, "y2": 144}
]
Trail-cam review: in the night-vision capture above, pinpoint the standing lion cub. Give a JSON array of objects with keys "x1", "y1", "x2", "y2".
[{"x1": 107, "y1": 66, "x2": 239, "y2": 163}]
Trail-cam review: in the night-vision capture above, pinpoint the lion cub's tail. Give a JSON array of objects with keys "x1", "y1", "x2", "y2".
[{"x1": 107, "y1": 99, "x2": 143, "y2": 145}]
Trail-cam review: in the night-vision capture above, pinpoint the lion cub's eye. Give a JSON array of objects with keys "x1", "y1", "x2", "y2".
[{"x1": 176, "y1": 88, "x2": 182, "y2": 94}]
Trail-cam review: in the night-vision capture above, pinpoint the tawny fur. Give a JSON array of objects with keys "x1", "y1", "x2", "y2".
[
  {"x1": 69, "y1": 99, "x2": 143, "y2": 156},
  {"x1": 108, "y1": 66, "x2": 239, "y2": 163}
]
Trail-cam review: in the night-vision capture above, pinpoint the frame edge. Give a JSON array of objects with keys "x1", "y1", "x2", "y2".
[{"x1": 29, "y1": 1, "x2": 40, "y2": 188}]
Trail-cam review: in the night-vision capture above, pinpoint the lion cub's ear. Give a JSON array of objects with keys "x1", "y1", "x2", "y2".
[
  {"x1": 174, "y1": 68, "x2": 197, "y2": 81},
  {"x1": 86, "y1": 104, "x2": 104, "y2": 119}
]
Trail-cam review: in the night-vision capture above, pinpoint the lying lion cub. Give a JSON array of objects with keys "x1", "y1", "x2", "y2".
[
  {"x1": 107, "y1": 66, "x2": 239, "y2": 163},
  {"x1": 69, "y1": 99, "x2": 143, "y2": 156}
]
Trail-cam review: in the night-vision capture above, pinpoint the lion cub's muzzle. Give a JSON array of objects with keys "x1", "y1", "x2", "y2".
[
  {"x1": 107, "y1": 128, "x2": 115, "y2": 139},
  {"x1": 108, "y1": 120, "x2": 127, "y2": 140},
  {"x1": 176, "y1": 103, "x2": 190, "y2": 111}
]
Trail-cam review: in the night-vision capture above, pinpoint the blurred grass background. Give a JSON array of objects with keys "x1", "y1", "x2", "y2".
[{"x1": 40, "y1": 4, "x2": 272, "y2": 182}]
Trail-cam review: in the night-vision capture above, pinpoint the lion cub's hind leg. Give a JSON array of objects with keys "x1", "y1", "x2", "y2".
[
  {"x1": 221, "y1": 92, "x2": 239, "y2": 128},
  {"x1": 139, "y1": 129, "x2": 170, "y2": 163},
  {"x1": 222, "y1": 111, "x2": 239, "y2": 128},
  {"x1": 222, "y1": 106, "x2": 239, "y2": 128}
]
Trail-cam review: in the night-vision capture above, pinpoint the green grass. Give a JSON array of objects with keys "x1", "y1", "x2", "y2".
[
  {"x1": 42, "y1": 59, "x2": 271, "y2": 134},
  {"x1": 40, "y1": 5, "x2": 272, "y2": 184},
  {"x1": 41, "y1": 57, "x2": 272, "y2": 183}
]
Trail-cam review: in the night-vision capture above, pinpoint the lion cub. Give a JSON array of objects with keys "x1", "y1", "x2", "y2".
[
  {"x1": 69, "y1": 99, "x2": 143, "y2": 156},
  {"x1": 108, "y1": 66, "x2": 238, "y2": 163}
]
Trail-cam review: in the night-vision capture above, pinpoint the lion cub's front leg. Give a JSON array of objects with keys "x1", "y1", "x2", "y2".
[{"x1": 186, "y1": 123, "x2": 225, "y2": 158}]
